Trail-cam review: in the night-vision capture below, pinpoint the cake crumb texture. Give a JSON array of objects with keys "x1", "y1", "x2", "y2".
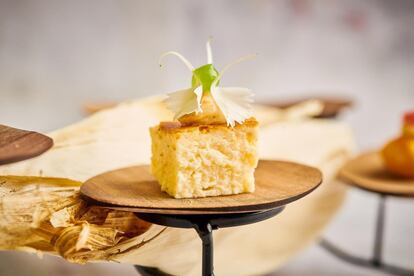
[{"x1": 150, "y1": 119, "x2": 258, "y2": 198}]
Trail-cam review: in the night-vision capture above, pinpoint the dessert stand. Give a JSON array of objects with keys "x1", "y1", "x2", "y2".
[
  {"x1": 320, "y1": 152, "x2": 414, "y2": 276},
  {"x1": 135, "y1": 208, "x2": 284, "y2": 276},
  {"x1": 81, "y1": 160, "x2": 323, "y2": 276}
]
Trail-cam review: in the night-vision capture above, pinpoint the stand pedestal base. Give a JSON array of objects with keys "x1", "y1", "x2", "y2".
[
  {"x1": 134, "y1": 207, "x2": 285, "y2": 276},
  {"x1": 320, "y1": 195, "x2": 414, "y2": 276}
]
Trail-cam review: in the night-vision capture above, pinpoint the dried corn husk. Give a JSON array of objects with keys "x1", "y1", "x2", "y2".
[{"x1": 0, "y1": 96, "x2": 354, "y2": 275}]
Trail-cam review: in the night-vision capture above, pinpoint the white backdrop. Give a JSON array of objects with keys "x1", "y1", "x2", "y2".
[
  {"x1": 0, "y1": 0, "x2": 413, "y2": 275},
  {"x1": 1, "y1": 0, "x2": 413, "y2": 148}
]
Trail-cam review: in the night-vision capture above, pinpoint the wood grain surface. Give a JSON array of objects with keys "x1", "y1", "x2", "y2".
[
  {"x1": 339, "y1": 152, "x2": 414, "y2": 197},
  {"x1": 81, "y1": 160, "x2": 322, "y2": 214},
  {"x1": 263, "y1": 97, "x2": 353, "y2": 118},
  {"x1": 0, "y1": 125, "x2": 53, "y2": 165}
]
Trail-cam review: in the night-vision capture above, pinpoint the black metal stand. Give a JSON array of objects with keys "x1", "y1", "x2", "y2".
[
  {"x1": 134, "y1": 207, "x2": 285, "y2": 276},
  {"x1": 320, "y1": 194, "x2": 414, "y2": 276}
]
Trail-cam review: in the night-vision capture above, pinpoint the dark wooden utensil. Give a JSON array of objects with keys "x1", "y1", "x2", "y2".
[{"x1": 0, "y1": 124, "x2": 53, "y2": 165}]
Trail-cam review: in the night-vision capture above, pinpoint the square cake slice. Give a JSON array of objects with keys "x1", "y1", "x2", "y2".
[{"x1": 150, "y1": 118, "x2": 258, "y2": 198}]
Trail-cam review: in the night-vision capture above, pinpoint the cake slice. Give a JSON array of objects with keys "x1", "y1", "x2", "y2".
[{"x1": 150, "y1": 118, "x2": 258, "y2": 198}]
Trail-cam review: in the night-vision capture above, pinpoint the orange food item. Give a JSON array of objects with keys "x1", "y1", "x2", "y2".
[{"x1": 381, "y1": 111, "x2": 414, "y2": 177}]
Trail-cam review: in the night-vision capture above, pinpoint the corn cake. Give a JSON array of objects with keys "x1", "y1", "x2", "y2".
[{"x1": 150, "y1": 118, "x2": 258, "y2": 198}]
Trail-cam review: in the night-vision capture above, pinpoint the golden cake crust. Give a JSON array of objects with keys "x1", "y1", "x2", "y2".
[{"x1": 158, "y1": 117, "x2": 258, "y2": 133}]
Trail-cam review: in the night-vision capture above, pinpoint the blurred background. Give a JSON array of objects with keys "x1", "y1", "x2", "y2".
[{"x1": 0, "y1": 0, "x2": 413, "y2": 275}]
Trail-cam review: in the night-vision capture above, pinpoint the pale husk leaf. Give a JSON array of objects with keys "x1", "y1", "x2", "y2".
[{"x1": 0, "y1": 95, "x2": 354, "y2": 275}]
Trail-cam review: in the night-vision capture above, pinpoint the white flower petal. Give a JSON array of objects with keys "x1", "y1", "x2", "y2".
[
  {"x1": 193, "y1": 85, "x2": 203, "y2": 108},
  {"x1": 206, "y1": 38, "x2": 213, "y2": 64},
  {"x1": 210, "y1": 86, "x2": 254, "y2": 127},
  {"x1": 164, "y1": 86, "x2": 203, "y2": 120}
]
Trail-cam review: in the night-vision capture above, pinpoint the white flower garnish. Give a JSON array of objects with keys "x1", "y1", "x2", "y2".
[
  {"x1": 165, "y1": 86, "x2": 203, "y2": 120},
  {"x1": 160, "y1": 40, "x2": 255, "y2": 127}
]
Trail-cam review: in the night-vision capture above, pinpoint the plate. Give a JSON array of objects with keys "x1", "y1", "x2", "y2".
[
  {"x1": 339, "y1": 152, "x2": 414, "y2": 197},
  {"x1": 81, "y1": 160, "x2": 322, "y2": 214}
]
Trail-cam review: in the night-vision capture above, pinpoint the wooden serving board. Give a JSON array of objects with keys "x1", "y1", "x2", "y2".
[
  {"x1": 0, "y1": 124, "x2": 53, "y2": 165},
  {"x1": 339, "y1": 152, "x2": 414, "y2": 197},
  {"x1": 263, "y1": 97, "x2": 353, "y2": 118},
  {"x1": 81, "y1": 160, "x2": 322, "y2": 214}
]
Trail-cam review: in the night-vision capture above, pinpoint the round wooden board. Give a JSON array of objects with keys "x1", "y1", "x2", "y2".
[
  {"x1": 339, "y1": 152, "x2": 414, "y2": 197},
  {"x1": 81, "y1": 160, "x2": 322, "y2": 214}
]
